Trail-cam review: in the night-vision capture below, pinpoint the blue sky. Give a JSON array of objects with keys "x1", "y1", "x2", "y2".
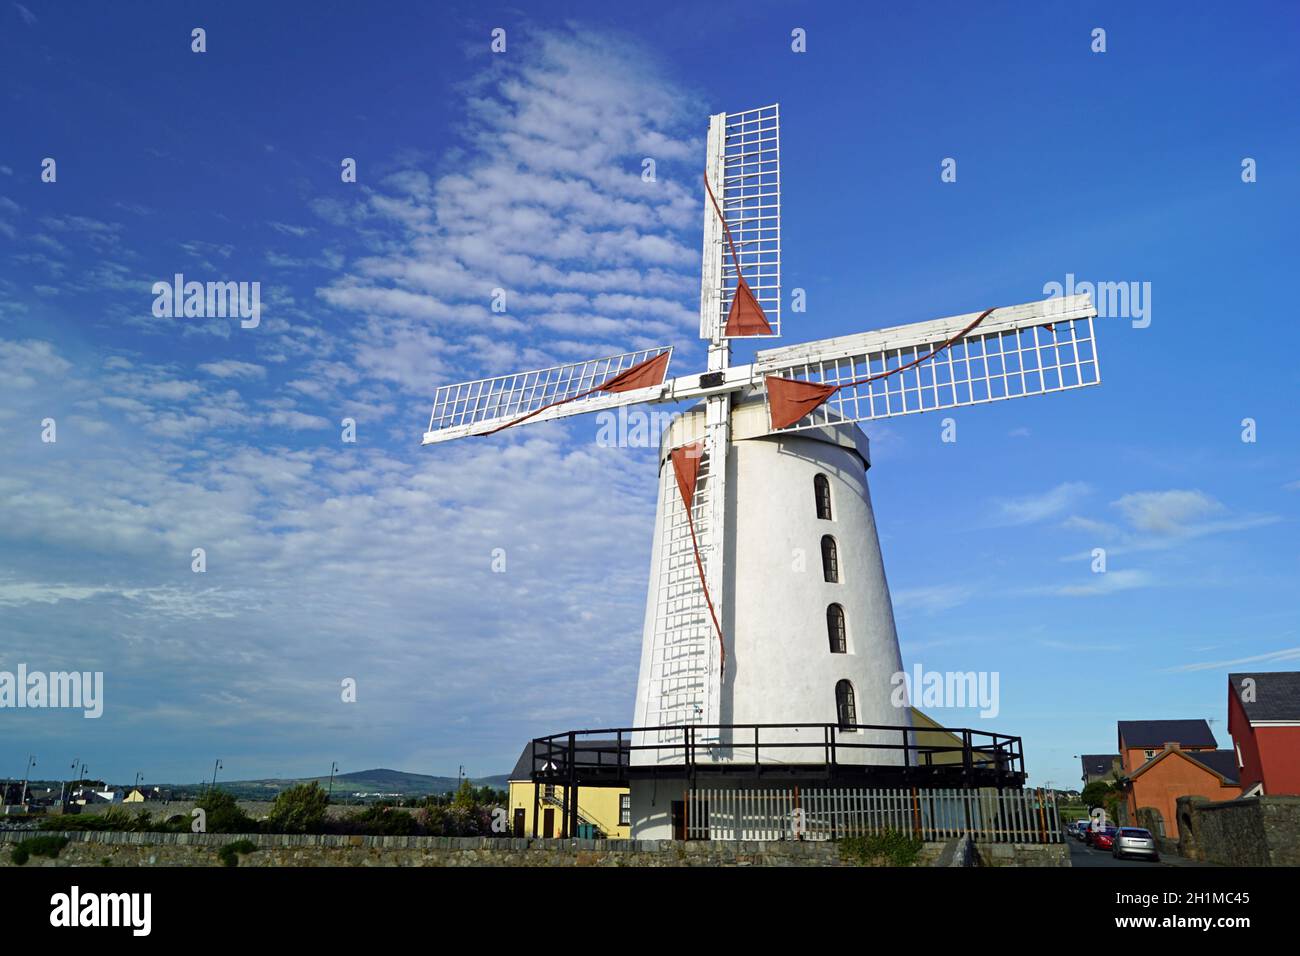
[{"x1": 2, "y1": 1, "x2": 1298, "y2": 789}]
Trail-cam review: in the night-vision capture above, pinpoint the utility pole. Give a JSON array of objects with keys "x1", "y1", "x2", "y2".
[
  {"x1": 328, "y1": 761, "x2": 338, "y2": 801},
  {"x1": 210, "y1": 759, "x2": 222, "y2": 792}
]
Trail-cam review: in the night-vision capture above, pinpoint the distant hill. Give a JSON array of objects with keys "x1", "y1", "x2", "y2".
[{"x1": 160, "y1": 768, "x2": 510, "y2": 801}]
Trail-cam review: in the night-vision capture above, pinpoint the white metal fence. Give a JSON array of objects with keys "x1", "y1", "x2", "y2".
[{"x1": 685, "y1": 786, "x2": 1061, "y2": 844}]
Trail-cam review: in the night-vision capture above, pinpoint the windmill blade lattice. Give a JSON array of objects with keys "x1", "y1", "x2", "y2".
[
  {"x1": 423, "y1": 346, "x2": 674, "y2": 443},
  {"x1": 756, "y1": 294, "x2": 1100, "y2": 433},
  {"x1": 703, "y1": 104, "x2": 782, "y2": 340}
]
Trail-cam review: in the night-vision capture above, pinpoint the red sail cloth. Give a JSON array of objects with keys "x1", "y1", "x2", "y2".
[
  {"x1": 669, "y1": 441, "x2": 703, "y2": 511},
  {"x1": 669, "y1": 441, "x2": 725, "y2": 677},
  {"x1": 598, "y1": 350, "x2": 671, "y2": 393},
  {"x1": 480, "y1": 350, "x2": 670, "y2": 435},
  {"x1": 765, "y1": 377, "x2": 838, "y2": 430},
  {"x1": 724, "y1": 277, "x2": 773, "y2": 337}
]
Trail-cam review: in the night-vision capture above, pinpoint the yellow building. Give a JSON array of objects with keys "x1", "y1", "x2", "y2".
[
  {"x1": 909, "y1": 708, "x2": 998, "y2": 767},
  {"x1": 507, "y1": 741, "x2": 630, "y2": 839}
]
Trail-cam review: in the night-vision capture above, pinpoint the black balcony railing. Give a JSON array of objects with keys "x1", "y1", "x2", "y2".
[{"x1": 525, "y1": 722, "x2": 1026, "y2": 790}]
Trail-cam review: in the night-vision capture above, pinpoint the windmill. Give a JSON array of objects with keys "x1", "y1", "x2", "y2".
[{"x1": 423, "y1": 104, "x2": 1100, "y2": 836}]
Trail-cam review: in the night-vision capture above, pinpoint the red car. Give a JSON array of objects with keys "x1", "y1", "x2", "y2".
[{"x1": 1091, "y1": 825, "x2": 1118, "y2": 850}]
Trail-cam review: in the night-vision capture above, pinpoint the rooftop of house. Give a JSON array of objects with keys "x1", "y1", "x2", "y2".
[
  {"x1": 1079, "y1": 753, "x2": 1120, "y2": 777},
  {"x1": 1118, "y1": 719, "x2": 1217, "y2": 751},
  {"x1": 1127, "y1": 746, "x2": 1240, "y2": 787},
  {"x1": 1229, "y1": 671, "x2": 1300, "y2": 723},
  {"x1": 1187, "y1": 750, "x2": 1241, "y2": 785}
]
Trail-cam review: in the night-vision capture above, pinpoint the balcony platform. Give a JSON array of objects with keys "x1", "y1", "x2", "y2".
[{"x1": 523, "y1": 722, "x2": 1029, "y2": 791}]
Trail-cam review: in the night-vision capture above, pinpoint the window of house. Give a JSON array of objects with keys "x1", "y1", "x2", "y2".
[
  {"x1": 814, "y1": 474, "x2": 832, "y2": 520},
  {"x1": 821, "y1": 535, "x2": 839, "y2": 583},
  {"x1": 1143, "y1": 750, "x2": 1155, "y2": 760},
  {"x1": 827, "y1": 603, "x2": 847, "y2": 653},
  {"x1": 835, "y1": 679, "x2": 857, "y2": 729},
  {"x1": 619, "y1": 793, "x2": 630, "y2": 826}
]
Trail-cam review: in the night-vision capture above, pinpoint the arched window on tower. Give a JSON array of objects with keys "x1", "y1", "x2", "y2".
[
  {"x1": 821, "y1": 535, "x2": 839, "y2": 583},
  {"x1": 827, "y1": 604, "x2": 847, "y2": 653},
  {"x1": 835, "y1": 679, "x2": 857, "y2": 729},
  {"x1": 814, "y1": 474, "x2": 832, "y2": 520}
]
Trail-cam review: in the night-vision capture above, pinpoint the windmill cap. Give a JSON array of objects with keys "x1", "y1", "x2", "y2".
[{"x1": 658, "y1": 388, "x2": 871, "y2": 469}]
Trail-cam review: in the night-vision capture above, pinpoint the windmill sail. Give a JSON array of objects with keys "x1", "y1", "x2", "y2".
[
  {"x1": 756, "y1": 293, "x2": 1100, "y2": 433},
  {"x1": 701, "y1": 104, "x2": 782, "y2": 341},
  {"x1": 422, "y1": 346, "x2": 674, "y2": 444}
]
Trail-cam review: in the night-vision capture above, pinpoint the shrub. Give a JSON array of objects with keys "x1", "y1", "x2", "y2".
[
  {"x1": 11, "y1": 835, "x2": 70, "y2": 866},
  {"x1": 41, "y1": 807, "x2": 154, "y2": 833},
  {"x1": 195, "y1": 788, "x2": 256, "y2": 834},
  {"x1": 838, "y1": 830, "x2": 924, "y2": 867},
  {"x1": 217, "y1": 838, "x2": 258, "y2": 867},
  {"x1": 266, "y1": 782, "x2": 329, "y2": 834},
  {"x1": 343, "y1": 805, "x2": 418, "y2": 836}
]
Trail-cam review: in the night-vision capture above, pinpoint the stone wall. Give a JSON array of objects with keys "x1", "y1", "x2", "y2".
[
  {"x1": 972, "y1": 842, "x2": 1071, "y2": 867},
  {"x1": 1175, "y1": 794, "x2": 1300, "y2": 866},
  {"x1": 0, "y1": 830, "x2": 1065, "y2": 867}
]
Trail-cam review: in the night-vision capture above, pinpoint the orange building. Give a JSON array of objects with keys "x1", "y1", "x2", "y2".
[{"x1": 1116, "y1": 720, "x2": 1240, "y2": 838}]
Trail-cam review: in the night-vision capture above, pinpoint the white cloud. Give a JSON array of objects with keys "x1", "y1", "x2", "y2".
[
  {"x1": 892, "y1": 584, "x2": 975, "y2": 614},
  {"x1": 1165, "y1": 645, "x2": 1300, "y2": 674},
  {"x1": 1113, "y1": 489, "x2": 1223, "y2": 534},
  {"x1": 0, "y1": 338, "x2": 72, "y2": 387},
  {"x1": 992, "y1": 481, "x2": 1090, "y2": 526},
  {"x1": 313, "y1": 28, "x2": 704, "y2": 390},
  {"x1": 198, "y1": 360, "x2": 267, "y2": 380}
]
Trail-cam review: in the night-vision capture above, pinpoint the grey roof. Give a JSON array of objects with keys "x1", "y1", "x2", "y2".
[
  {"x1": 1080, "y1": 754, "x2": 1120, "y2": 777},
  {"x1": 508, "y1": 739, "x2": 629, "y2": 781},
  {"x1": 1186, "y1": 750, "x2": 1240, "y2": 786},
  {"x1": 1229, "y1": 671, "x2": 1300, "y2": 722},
  {"x1": 1118, "y1": 719, "x2": 1217, "y2": 750}
]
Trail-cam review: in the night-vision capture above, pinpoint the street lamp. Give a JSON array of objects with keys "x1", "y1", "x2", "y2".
[
  {"x1": 59, "y1": 757, "x2": 80, "y2": 810},
  {"x1": 19, "y1": 755, "x2": 36, "y2": 807}
]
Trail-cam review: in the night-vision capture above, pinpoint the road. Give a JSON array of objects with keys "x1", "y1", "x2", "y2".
[{"x1": 1065, "y1": 834, "x2": 1214, "y2": 868}]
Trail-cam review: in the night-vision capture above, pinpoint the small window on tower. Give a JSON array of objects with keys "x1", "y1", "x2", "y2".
[
  {"x1": 814, "y1": 474, "x2": 832, "y2": 520},
  {"x1": 821, "y1": 535, "x2": 839, "y2": 583},
  {"x1": 836, "y1": 680, "x2": 857, "y2": 729},
  {"x1": 827, "y1": 603, "x2": 847, "y2": 653},
  {"x1": 620, "y1": 793, "x2": 631, "y2": 826}
]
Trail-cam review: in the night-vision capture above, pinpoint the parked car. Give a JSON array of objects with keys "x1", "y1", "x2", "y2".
[
  {"x1": 1091, "y1": 825, "x2": 1119, "y2": 850},
  {"x1": 1083, "y1": 821, "x2": 1111, "y2": 846},
  {"x1": 1112, "y1": 827, "x2": 1159, "y2": 861},
  {"x1": 1074, "y1": 819, "x2": 1092, "y2": 841}
]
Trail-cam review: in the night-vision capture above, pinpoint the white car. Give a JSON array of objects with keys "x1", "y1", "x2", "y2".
[{"x1": 1112, "y1": 826, "x2": 1160, "y2": 861}]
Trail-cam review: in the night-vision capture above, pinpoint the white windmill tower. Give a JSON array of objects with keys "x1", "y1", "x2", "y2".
[{"x1": 423, "y1": 104, "x2": 1100, "y2": 839}]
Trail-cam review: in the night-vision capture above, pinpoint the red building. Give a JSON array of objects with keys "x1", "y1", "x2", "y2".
[{"x1": 1227, "y1": 671, "x2": 1300, "y2": 796}]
